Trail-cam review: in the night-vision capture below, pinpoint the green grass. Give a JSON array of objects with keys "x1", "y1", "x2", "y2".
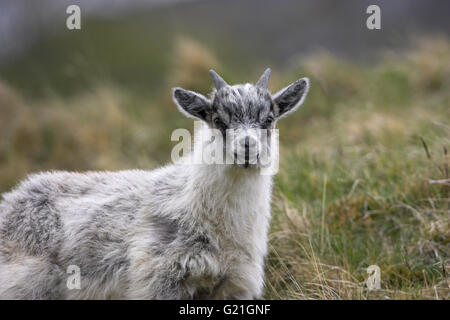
[
  {"x1": 266, "y1": 37, "x2": 450, "y2": 299},
  {"x1": 0, "y1": 35, "x2": 449, "y2": 299}
]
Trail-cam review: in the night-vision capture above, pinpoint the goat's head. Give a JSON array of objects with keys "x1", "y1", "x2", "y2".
[{"x1": 172, "y1": 68, "x2": 309, "y2": 169}]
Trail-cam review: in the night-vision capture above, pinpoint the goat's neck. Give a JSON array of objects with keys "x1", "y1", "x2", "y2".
[
  {"x1": 192, "y1": 163, "x2": 271, "y2": 197},
  {"x1": 182, "y1": 163, "x2": 272, "y2": 223},
  {"x1": 173, "y1": 125, "x2": 273, "y2": 247},
  {"x1": 182, "y1": 163, "x2": 272, "y2": 251}
]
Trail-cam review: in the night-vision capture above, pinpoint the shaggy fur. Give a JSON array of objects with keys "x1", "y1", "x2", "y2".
[{"x1": 0, "y1": 69, "x2": 309, "y2": 299}]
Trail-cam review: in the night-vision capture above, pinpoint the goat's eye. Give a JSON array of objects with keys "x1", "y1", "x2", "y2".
[
  {"x1": 266, "y1": 115, "x2": 274, "y2": 124},
  {"x1": 214, "y1": 117, "x2": 225, "y2": 127}
]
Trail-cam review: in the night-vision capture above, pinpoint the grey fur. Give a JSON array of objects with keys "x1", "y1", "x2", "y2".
[{"x1": 0, "y1": 69, "x2": 310, "y2": 299}]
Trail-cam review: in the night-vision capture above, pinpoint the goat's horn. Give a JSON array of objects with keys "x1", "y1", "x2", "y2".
[
  {"x1": 256, "y1": 68, "x2": 271, "y2": 89},
  {"x1": 209, "y1": 69, "x2": 228, "y2": 90}
]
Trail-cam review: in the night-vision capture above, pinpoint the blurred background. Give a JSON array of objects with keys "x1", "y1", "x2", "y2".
[{"x1": 0, "y1": 0, "x2": 449, "y2": 299}]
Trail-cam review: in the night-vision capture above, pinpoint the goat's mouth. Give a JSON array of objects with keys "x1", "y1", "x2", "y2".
[{"x1": 236, "y1": 162, "x2": 258, "y2": 169}]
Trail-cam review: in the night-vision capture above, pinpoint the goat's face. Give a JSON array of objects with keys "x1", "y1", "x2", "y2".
[{"x1": 173, "y1": 68, "x2": 309, "y2": 168}]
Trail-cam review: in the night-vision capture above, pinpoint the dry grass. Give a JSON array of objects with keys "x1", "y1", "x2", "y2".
[{"x1": 0, "y1": 36, "x2": 449, "y2": 299}]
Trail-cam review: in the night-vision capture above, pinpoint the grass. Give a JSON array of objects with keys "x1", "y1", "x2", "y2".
[
  {"x1": 0, "y1": 35, "x2": 449, "y2": 299},
  {"x1": 266, "y1": 37, "x2": 450, "y2": 299}
]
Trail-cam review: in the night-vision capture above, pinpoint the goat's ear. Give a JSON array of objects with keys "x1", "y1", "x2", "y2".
[
  {"x1": 272, "y1": 77, "x2": 309, "y2": 118},
  {"x1": 172, "y1": 87, "x2": 211, "y2": 121}
]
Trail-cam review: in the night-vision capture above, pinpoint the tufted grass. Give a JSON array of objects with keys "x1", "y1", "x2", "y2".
[{"x1": 0, "y1": 35, "x2": 449, "y2": 299}]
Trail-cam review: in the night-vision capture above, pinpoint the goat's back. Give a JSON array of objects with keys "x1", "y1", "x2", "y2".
[{"x1": 0, "y1": 170, "x2": 157, "y2": 298}]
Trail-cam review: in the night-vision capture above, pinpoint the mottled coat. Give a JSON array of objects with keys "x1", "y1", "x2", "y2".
[{"x1": 0, "y1": 69, "x2": 309, "y2": 299}]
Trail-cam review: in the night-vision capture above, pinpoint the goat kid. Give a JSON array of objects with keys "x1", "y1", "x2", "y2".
[{"x1": 0, "y1": 68, "x2": 309, "y2": 299}]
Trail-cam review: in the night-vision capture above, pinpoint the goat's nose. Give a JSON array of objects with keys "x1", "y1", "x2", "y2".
[{"x1": 239, "y1": 136, "x2": 257, "y2": 149}]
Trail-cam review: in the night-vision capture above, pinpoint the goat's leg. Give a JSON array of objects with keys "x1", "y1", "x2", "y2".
[{"x1": 209, "y1": 261, "x2": 264, "y2": 300}]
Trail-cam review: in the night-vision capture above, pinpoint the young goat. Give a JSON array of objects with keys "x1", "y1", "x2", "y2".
[{"x1": 0, "y1": 69, "x2": 309, "y2": 299}]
